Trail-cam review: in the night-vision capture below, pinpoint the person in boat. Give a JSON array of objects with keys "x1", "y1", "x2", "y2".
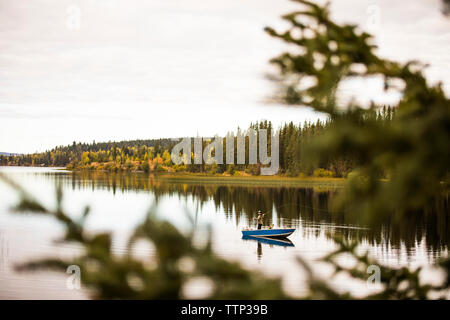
[{"x1": 253, "y1": 210, "x2": 265, "y2": 230}]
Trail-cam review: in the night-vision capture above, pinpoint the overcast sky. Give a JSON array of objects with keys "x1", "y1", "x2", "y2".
[{"x1": 1, "y1": 0, "x2": 449, "y2": 153}]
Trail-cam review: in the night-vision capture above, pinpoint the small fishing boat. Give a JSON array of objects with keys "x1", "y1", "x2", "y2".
[{"x1": 241, "y1": 228, "x2": 295, "y2": 238}]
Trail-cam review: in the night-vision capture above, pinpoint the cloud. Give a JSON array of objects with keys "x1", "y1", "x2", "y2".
[{"x1": 0, "y1": 0, "x2": 449, "y2": 153}]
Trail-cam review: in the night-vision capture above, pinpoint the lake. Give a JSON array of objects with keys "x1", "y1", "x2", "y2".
[{"x1": 0, "y1": 167, "x2": 448, "y2": 299}]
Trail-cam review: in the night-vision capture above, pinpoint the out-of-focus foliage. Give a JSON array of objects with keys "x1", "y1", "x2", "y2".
[
  {"x1": 443, "y1": 0, "x2": 450, "y2": 16},
  {"x1": 262, "y1": 0, "x2": 450, "y2": 298},
  {"x1": 303, "y1": 236, "x2": 450, "y2": 300},
  {"x1": 1, "y1": 173, "x2": 449, "y2": 299},
  {"x1": 265, "y1": 0, "x2": 450, "y2": 226}
]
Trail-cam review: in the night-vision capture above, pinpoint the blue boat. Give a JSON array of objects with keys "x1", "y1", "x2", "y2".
[{"x1": 241, "y1": 228, "x2": 295, "y2": 238}]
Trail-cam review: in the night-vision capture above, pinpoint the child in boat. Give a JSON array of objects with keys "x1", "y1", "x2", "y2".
[{"x1": 253, "y1": 210, "x2": 265, "y2": 229}]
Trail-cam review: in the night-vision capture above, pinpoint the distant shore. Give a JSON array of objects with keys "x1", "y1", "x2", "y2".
[
  {"x1": 0, "y1": 165, "x2": 346, "y2": 187},
  {"x1": 69, "y1": 168, "x2": 346, "y2": 187},
  {"x1": 150, "y1": 173, "x2": 345, "y2": 187}
]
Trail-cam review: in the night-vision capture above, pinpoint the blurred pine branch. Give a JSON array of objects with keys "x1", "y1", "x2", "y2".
[{"x1": 265, "y1": 0, "x2": 450, "y2": 226}]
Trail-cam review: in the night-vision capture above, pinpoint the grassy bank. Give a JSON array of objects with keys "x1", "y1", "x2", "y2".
[{"x1": 126, "y1": 172, "x2": 345, "y2": 188}]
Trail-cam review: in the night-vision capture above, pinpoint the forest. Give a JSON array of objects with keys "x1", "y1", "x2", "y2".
[{"x1": 0, "y1": 106, "x2": 394, "y2": 178}]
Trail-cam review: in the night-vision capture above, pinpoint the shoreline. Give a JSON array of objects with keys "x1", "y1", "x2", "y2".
[
  {"x1": 154, "y1": 173, "x2": 344, "y2": 185},
  {"x1": 71, "y1": 169, "x2": 346, "y2": 187},
  {"x1": 0, "y1": 165, "x2": 346, "y2": 187}
]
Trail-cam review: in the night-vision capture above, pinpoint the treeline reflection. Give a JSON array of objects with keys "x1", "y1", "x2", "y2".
[{"x1": 41, "y1": 171, "x2": 448, "y2": 258}]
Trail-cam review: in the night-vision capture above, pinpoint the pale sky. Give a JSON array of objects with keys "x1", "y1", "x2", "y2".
[{"x1": 1, "y1": 0, "x2": 449, "y2": 153}]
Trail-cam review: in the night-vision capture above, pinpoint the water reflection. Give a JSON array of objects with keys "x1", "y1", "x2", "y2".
[
  {"x1": 16, "y1": 170, "x2": 450, "y2": 261},
  {"x1": 242, "y1": 236, "x2": 295, "y2": 262},
  {"x1": 242, "y1": 236, "x2": 295, "y2": 247}
]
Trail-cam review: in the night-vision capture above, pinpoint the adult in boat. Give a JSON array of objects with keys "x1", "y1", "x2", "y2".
[{"x1": 253, "y1": 210, "x2": 265, "y2": 230}]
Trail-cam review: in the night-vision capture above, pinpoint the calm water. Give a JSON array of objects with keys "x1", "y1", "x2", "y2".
[{"x1": 0, "y1": 167, "x2": 448, "y2": 299}]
